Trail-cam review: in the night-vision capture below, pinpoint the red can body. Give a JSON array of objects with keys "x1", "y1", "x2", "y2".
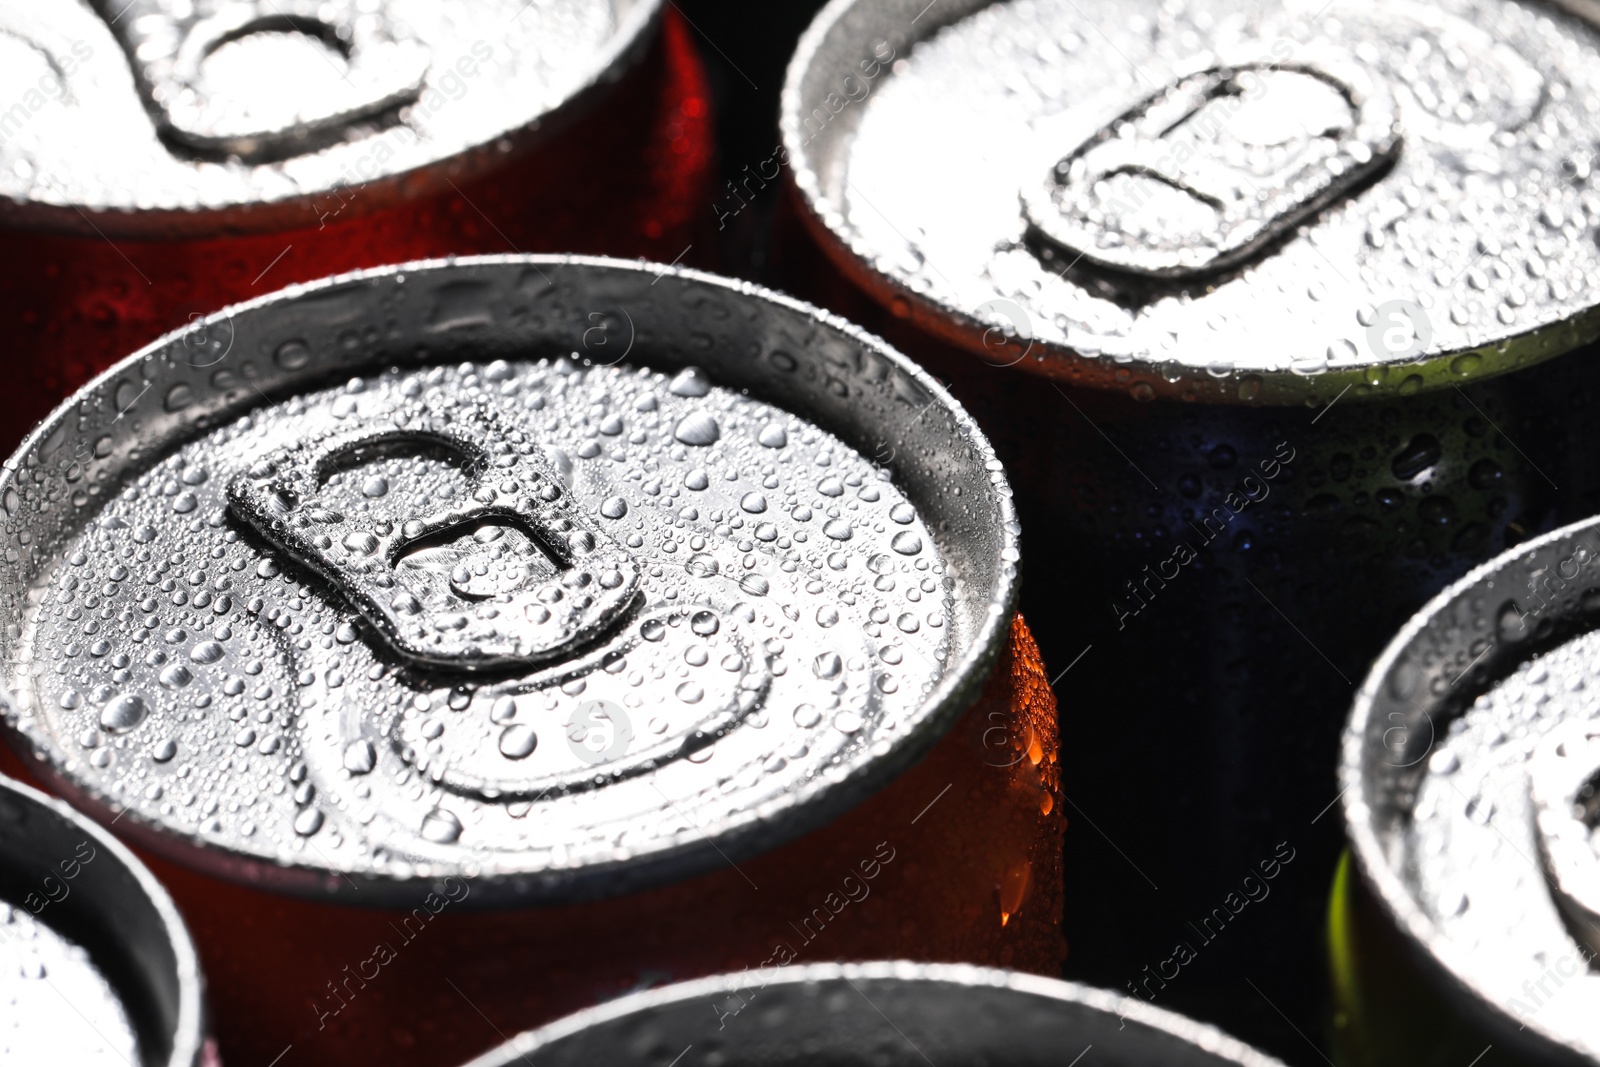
[
  {"x1": 4, "y1": 616, "x2": 1061, "y2": 1067},
  {"x1": 0, "y1": 10, "x2": 715, "y2": 450}
]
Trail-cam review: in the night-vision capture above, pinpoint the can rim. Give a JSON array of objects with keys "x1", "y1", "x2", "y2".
[
  {"x1": 0, "y1": 0, "x2": 666, "y2": 239},
  {"x1": 0, "y1": 773, "x2": 208, "y2": 1067},
  {"x1": 779, "y1": 0, "x2": 1600, "y2": 407},
  {"x1": 462, "y1": 961, "x2": 1287, "y2": 1067},
  {"x1": 1340, "y1": 512, "x2": 1600, "y2": 1063},
  {"x1": 0, "y1": 254, "x2": 1022, "y2": 906}
]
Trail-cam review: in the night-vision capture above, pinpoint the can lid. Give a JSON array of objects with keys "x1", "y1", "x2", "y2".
[
  {"x1": 1343, "y1": 515, "x2": 1600, "y2": 1062},
  {"x1": 0, "y1": 775, "x2": 207, "y2": 1067},
  {"x1": 0, "y1": 0, "x2": 660, "y2": 236},
  {"x1": 466, "y1": 963, "x2": 1288, "y2": 1067},
  {"x1": 0, "y1": 256, "x2": 1019, "y2": 906},
  {"x1": 784, "y1": 0, "x2": 1600, "y2": 404}
]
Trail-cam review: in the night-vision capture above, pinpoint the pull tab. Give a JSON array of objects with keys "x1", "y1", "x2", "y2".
[
  {"x1": 227, "y1": 400, "x2": 641, "y2": 673},
  {"x1": 1530, "y1": 724, "x2": 1600, "y2": 956},
  {"x1": 88, "y1": 0, "x2": 428, "y2": 161},
  {"x1": 1023, "y1": 47, "x2": 1399, "y2": 278}
]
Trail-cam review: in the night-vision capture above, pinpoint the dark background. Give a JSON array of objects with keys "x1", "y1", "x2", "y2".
[{"x1": 672, "y1": 0, "x2": 823, "y2": 284}]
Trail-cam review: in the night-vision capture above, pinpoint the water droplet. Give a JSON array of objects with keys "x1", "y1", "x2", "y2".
[
  {"x1": 818, "y1": 477, "x2": 844, "y2": 497},
  {"x1": 420, "y1": 808, "x2": 463, "y2": 843},
  {"x1": 823, "y1": 519, "x2": 853, "y2": 540},
  {"x1": 641, "y1": 619, "x2": 667, "y2": 642},
  {"x1": 674, "y1": 412, "x2": 721, "y2": 446},
  {"x1": 685, "y1": 469, "x2": 709, "y2": 490},
  {"x1": 668, "y1": 367, "x2": 712, "y2": 397},
  {"x1": 164, "y1": 383, "x2": 195, "y2": 412},
  {"x1": 740, "y1": 493, "x2": 768, "y2": 514},
  {"x1": 151, "y1": 738, "x2": 178, "y2": 762},
  {"x1": 889, "y1": 503, "x2": 916, "y2": 524},
  {"x1": 498, "y1": 724, "x2": 539, "y2": 760},
  {"x1": 816, "y1": 605, "x2": 840, "y2": 627},
  {"x1": 685, "y1": 553, "x2": 720, "y2": 579},
  {"x1": 814, "y1": 652, "x2": 843, "y2": 679},
  {"x1": 189, "y1": 641, "x2": 224, "y2": 664},
  {"x1": 833, "y1": 712, "x2": 863, "y2": 734},
  {"x1": 1497, "y1": 600, "x2": 1529, "y2": 643},
  {"x1": 100, "y1": 694, "x2": 148, "y2": 732},
  {"x1": 758, "y1": 423, "x2": 788, "y2": 447},
  {"x1": 275, "y1": 340, "x2": 311, "y2": 369},
  {"x1": 891, "y1": 531, "x2": 923, "y2": 555},
  {"x1": 159, "y1": 664, "x2": 193, "y2": 689},
  {"x1": 1468, "y1": 459, "x2": 1503, "y2": 490},
  {"x1": 794, "y1": 704, "x2": 821, "y2": 727},
  {"x1": 294, "y1": 808, "x2": 325, "y2": 836},
  {"x1": 896, "y1": 613, "x2": 921, "y2": 633},
  {"x1": 601, "y1": 496, "x2": 629, "y2": 519},
  {"x1": 343, "y1": 738, "x2": 377, "y2": 774},
  {"x1": 676, "y1": 682, "x2": 705, "y2": 704},
  {"x1": 1392, "y1": 434, "x2": 1442, "y2": 481},
  {"x1": 690, "y1": 610, "x2": 720, "y2": 636},
  {"x1": 362, "y1": 476, "x2": 390, "y2": 498}
]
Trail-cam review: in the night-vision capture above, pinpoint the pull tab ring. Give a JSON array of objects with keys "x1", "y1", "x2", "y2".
[
  {"x1": 1023, "y1": 43, "x2": 1400, "y2": 278},
  {"x1": 90, "y1": 0, "x2": 429, "y2": 161},
  {"x1": 227, "y1": 399, "x2": 642, "y2": 673}
]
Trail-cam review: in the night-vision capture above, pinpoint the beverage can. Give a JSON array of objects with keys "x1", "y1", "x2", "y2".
[{"x1": 0, "y1": 254, "x2": 1063, "y2": 1066}]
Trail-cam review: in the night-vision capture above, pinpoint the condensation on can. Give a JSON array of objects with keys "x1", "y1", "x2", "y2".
[
  {"x1": 777, "y1": 0, "x2": 1600, "y2": 1053},
  {"x1": 0, "y1": 255, "x2": 1063, "y2": 1067},
  {"x1": 0, "y1": 0, "x2": 716, "y2": 449},
  {"x1": 0, "y1": 773, "x2": 212, "y2": 1067},
  {"x1": 1343, "y1": 513, "x2": 1600, "y2": 1067},
  {"x1": 465, "y1": 962, "x2": 1289, "y2": 1067}
]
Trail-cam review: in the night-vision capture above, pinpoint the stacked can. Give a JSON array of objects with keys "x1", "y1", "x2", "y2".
[
  {"x1": 0, "y1": 0, "x2": 714, "y2": 447},
  {"x1": 777, "y1": 0, "x2": 1600, "y2": 1046},
  {"x1": 0, "y1": 774, "x2": 210, "y2": 1066},
  {"x1": 1341, "y1": 513, "x2": 1600, "y2": 1067},
  {"x1": 467, "y1": 962, "x2": 1287, "y2": 1067},
  {"x1": 0, "y1": 256, "x2": 1063, "y2": 1067}
]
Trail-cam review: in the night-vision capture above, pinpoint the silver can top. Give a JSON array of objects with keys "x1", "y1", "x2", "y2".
[
  {"x1": 784, "y1": 0, "x2": 1600, "y2": 404},
  {"x1": 1344, "y1": 514, "x2": 1600, "y2": 1062},
  {"x1": 0, "y1": 256, "x2": 1019, "y2": 906},
  {"x1": 0, "y1": 775, "x2": 207, "y2": 1067},
  {"x1": 0, "y1": 0, "x2": 658, "y2": 235},
  {"x1": 466, "y1": 962, "x2": 1287, "y2": 1067}
]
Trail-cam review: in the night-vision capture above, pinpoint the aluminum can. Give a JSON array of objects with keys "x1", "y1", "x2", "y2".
[
  {"x1": 1341, "y1": 513, "x2": 1600, "y2": 1066},
  {"x1": 0, "y1": 0, "x2": 715, "y2": 449},
  {"x1": 778, "y1": 0, "x2": 1600, "y2": 1047},
  {"x1": 0, "y1": 773, "x2": 210, "y2": 1066},
  {"x1": 0, "y1": 255, "x2": 1063, "y2": 1067},
  {"x1": 465, "y1": 961, "x2": 1286, "y2": 1067}
]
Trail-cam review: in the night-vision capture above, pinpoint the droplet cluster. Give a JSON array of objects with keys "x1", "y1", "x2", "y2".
[{"x1": 21, "y1": 358, "x2": 954, "y2": 879}]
